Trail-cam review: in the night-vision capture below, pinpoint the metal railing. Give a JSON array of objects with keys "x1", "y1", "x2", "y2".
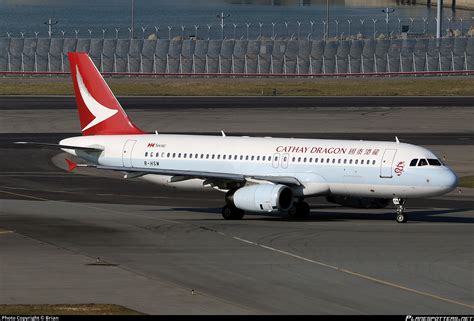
[{"x1": 3, "y1": 17, "x2": 474, "y2": 41}]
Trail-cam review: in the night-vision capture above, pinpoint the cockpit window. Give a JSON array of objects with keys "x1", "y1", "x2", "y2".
[
  {"x1": 428, "y1": 159, "x2": 442, "y2": 166},
  {"x1": 418, "y1": 159, "x2": 428, "y2": 166},
  {"x1": 410, "y1": 159, "x2": 418, "y2": 166}
]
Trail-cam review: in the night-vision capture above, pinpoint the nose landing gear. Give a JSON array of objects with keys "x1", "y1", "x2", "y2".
[{"x1": 393, "y1": 198, "x2": 407, "y2": 223}]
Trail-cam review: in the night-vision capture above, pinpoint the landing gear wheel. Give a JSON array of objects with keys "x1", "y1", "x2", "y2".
[
  {"x1": 393, "y1": 198, "x2": 408, "y2": 223},
  {"x1": 222, "y1": 205, "x2": 245, "y2": 220},
  {"x1": 288, "y1": 201, "x2": 311, "y2": 219},
  {"x1": 396, "y1": 213, "x2": 408, "y2": 223}
]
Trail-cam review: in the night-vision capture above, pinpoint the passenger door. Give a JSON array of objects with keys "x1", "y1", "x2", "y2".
[
  {"x1": 380, "y1": 149, "x2": 397, "y2": 178},
  {"x1": 122, "y1": 140, "x2": 137, "y2": 168}
]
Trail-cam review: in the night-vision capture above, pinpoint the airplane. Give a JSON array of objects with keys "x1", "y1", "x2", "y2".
[{"x1": 16, "y1": 52, "x2": 459, "y2": 223}]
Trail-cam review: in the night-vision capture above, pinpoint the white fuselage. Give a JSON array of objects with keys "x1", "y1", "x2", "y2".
[{"x1": 61, "y1": 134, "x2": 458, "y2": 199}]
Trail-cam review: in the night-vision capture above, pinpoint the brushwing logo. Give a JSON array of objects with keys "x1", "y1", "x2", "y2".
[{"x1": 76, "y1": 65, "x2": 118, "y2": 131}]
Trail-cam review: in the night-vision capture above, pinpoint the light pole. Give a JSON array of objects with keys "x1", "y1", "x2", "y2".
[
  {"x1": 168, "y1": 26, "x2": 172, "y2": 40},
  {"x1": 347, "y1": 19, "x2": 352, "y2": 38},
  {"x1": 259, "y1": 22, "x2": 263, "y2": 39},
  {"x1": 74, "y1": 29, "x2": 79, "y2": 39},
  {"x1": 436, "y1": 0, "x2": 443, "y2": 38},
  {"x1": 272, "y1": 22, "x2": 276, "y2": 39},
  {"x1": 310, "y1": 21, "x2": 314, "y2": 40},
  {"x1": 285, "y1": 21, "x2": 289, "y2": 38},
  {"x1": 44, "y1": 18, "x2": 58, "y2": 38},
  {"x1": 246, "y1": 23, "x2": 251, "y2": 40},
  {"x1": 102, "y1": 28, "x2": 107, "y2": 39},
  {"x1": 88, "y1": 29, "x2": 93, "y2": 38},
  {"x1": 180, "y1": 25, "x2": 185, "y2": 39},
  {"x1": 131, "y1": 0, "x2": 135, "y2": 39},
  {"x1": 115, "y1": 28, "x2": 120, "y2": 39},
  {"x1": 382, "y1": 8, "x2": 395, "y2": 36},
  {"x1": 326, "y1": 0, "x2": 330, "y2": 40},
  {"x1": 297, "y1": 21, "x2": 302, "y2": 39},
  {"x1": 360, "y1": 19, "x2": 365, "y2": 37},
  {"x1": 335, "y1": 20, "x2": 339, "y2": 39},
  {"x1": 34, "y1": 31, "x2": 40, "y2": 38},
  {"x1": 142, "y1": 26, "x2": 146, "y2": 39},
  {"x1": 217, "y1": 12, "x2": 230, "y2": 40}
]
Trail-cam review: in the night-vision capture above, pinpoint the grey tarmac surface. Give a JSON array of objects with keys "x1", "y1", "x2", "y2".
[
  {"x1": 1, "y1": 96, "x2": 474, "y2": 110},
  {"x1": 0, "y1": 100, "x2": 473, "y2": 314}
]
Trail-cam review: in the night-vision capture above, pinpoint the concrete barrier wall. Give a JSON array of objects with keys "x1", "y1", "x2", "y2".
[{"x1": 1, "y1": 37, "x2": 473, "y2": 74}]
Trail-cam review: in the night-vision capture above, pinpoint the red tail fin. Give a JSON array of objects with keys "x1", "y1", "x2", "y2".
[{"x1": 68, "y1": 52, "x2": 144, "y2": 136}]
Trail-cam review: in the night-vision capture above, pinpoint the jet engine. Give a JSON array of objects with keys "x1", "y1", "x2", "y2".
[
  {"x1": 226, "y1": 184, "x2": 293, "y2": 213},
  {"x1": 326, "y1": 195, "x2": 390, "y2": 209}
]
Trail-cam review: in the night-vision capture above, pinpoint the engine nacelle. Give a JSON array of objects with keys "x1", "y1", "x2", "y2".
[
  {"x1": 326, "y1": 195, "x2": 391, "y2": 209},
  {"x1": 226, "y1": 184, "x2": 293, "y2": 213}
]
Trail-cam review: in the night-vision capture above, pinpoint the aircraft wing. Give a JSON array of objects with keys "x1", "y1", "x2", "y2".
[
  {"x1": 14, "y1": 142, "x2": 104, "y2": 152},
  {"x1": 95, "y1": 165, "x2": 302, "y2": 186}
]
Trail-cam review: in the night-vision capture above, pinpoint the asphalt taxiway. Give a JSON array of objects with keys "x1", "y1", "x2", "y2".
[{"x1": 0, "y1": 99, "x2": 473, "y2": 314}]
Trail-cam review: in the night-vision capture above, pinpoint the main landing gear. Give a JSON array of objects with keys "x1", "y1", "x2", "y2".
[
  {"x1": 222, "y1": 205, "x2": 245, "y2": 220},
  {"x1": 288, "y1": 201, "x2": 311, "y2": 219},
  {"x1": 393, "y1": 198, "x2": 408, "y2": 223}
]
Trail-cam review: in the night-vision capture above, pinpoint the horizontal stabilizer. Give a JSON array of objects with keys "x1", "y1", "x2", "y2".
[{"x1": 14, "y1": 142, "x2": 104, "y2": 152}]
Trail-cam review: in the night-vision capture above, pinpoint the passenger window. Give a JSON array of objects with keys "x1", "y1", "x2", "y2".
[
  {"x1": 361, "y1": 160, "x2": 364, "y2": 165},
  {"x1": 206, "y1": 154, "x2": 209, "y2": 159},
  {"x1": 309, "y1": 158, "x2": 312, "y2": 163},
  {"x1": 234, "y1": 155, "x2": 238, "y2": 160},
  {"x1": 349, "y1": 159, "x2": 353, "y2": 164},
  {"x1": 183, "y1": 153, "x2": 187, "y2": 158},
  {"x1": 195, "y1": 154, "x2": 198, "y2": 158},
  {"x1": 257, "y1": 156, "x2": 260, "y2": 161},
  {"x1": 212, "y1": 155, "x2": 215, "y2": 159},
  {"x1": 172, "y1": 153, "x2": 176, "y2": 158},
  {"x1": 344, "y1": 159, "x2": 347, "y2": 164},
  {"x1": 246, "y1": 156, "x2": 249, "y2": 160},
  {"x1": 150, "y1": 152, "x2": 154, "y2": 157},
  {"x1": 189, "y1": 154, "x2": 192, "y2": 159},
  {"x1": 268, "y1": 157, "x2": 272, "y2": 161},
  {"x1": 217, "y1": 155, "x2": 220, "y2": 160},
  {"x1": 303, "y1": 157, "x2": 307, "y2": 163},
  {"x1": 355, "y1": 159, "x2": 358, "y2": 164},
  {"x1": 292, "y1": 157, "x2": 295, "y2": 162},
  {"x1": 251, "y1": 156, "x2": 254, "y2": 161},
  {"x1": 145, "y1": 152, "x2": 148, "y2": 157},
  {"x1": 240, "y1": 155, "x2": 243, "y2": 160},
  {"x1": 428, "y1": 159, "x2": 442, "y2": 166},
  {"x1": 338, "y1": 159, "x2": 341, "y2": 164},
  {"x1": 332, "y1": 159, "x2": 335, "y2": 163},
  {"x1": 178, "y1": 153, "x2": 181, "y2": 158},
  {"x1": 410, "y1": 159, "x2": 418, "y2": 166},
  {"x1": 372, "y1": 160, "x2": 376, "y2": 165},
  {"x1": 167, "y1": 153, "x2": 170, "y2": 157},
  {"x1": 315, "y1": 158, "x2": 318, "y2": 163},
  {"x1": 298, "y1": 157, "x2": 301, "y2": 162},
  {"x1": 200, "y1": 154, "x2": 204, "y2": 159},
  {"x1": 223, "y1": 155, "x2": 226, "y2": 160},
  {"x1": 262, "y1": 156, "x2": 266, "y2": 161},
  {"x1": 418, "y1": 159, "x2": 428, "y2": 166}
]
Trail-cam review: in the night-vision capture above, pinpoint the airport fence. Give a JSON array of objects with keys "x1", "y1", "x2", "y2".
[{"x1": 1, "y1": 37, "x2": 474, "y2": 77}]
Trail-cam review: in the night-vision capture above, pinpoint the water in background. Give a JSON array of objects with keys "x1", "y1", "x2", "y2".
[{"x1": 0, "y1": 0, "x2": 472, "y2": 39}]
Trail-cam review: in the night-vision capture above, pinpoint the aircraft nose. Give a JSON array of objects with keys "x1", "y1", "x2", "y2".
[{"x1": 441, "y1": 169, "x2": 458, "y2": 193}]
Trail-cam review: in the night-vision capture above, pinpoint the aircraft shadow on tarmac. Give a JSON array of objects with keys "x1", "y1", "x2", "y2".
[{"x1": 149, "y1": 207, "x2": 474, "y2": 224}]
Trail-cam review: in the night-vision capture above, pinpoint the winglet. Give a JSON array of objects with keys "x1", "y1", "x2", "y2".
[
  {"x1": 395, "y1": 136, "x2": 400, "y2": 143},
  {"x1": 65, "y1": 159, "x2": 78, "y2": 172}
]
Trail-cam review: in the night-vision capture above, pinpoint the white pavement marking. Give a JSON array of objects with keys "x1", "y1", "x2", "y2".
[
  {"x1": 1, "y1": 189, "x2": 473, "y2": 310},
  {"x1": 229, "y1": 235, "x2": 474, "y2": 310}
]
